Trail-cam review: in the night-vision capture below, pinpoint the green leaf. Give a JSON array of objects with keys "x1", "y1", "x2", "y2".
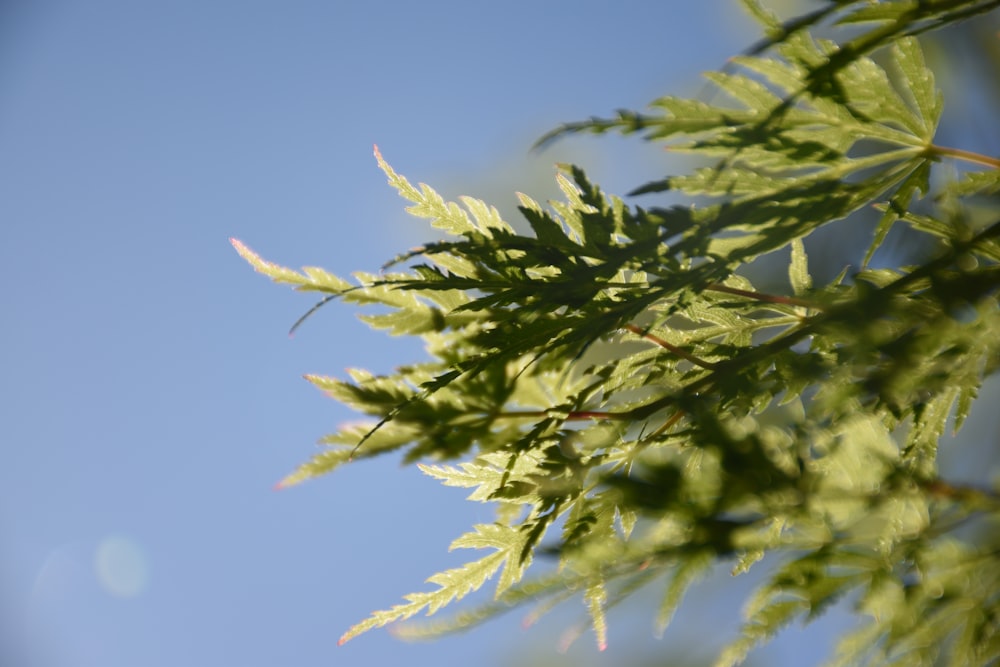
[
  {"x1": 788, "y1": 237, "x2": 812, "y2": 295},
  {"x1": 337, "y1": 548, "x2": 509, "y2": 645},
  {"x1": 339, "y1": 522, "x2": 529, "y2": 644},
  {"x1": 739, "y1": 0, "x2": 782, "y2": 34},
  {"x1": 374, "y1": 145, "x2": 513, "y2": 238},
  {"x1": 584, "y1": 578, "x2": 609, "y2": 651},
  {"x1": 716, "y1": 596, "x2": 805, "y2": 667},
  {"x1": 655, "y1": 553, "x2": 713, "y2": 637},
  {"x1": 418, "y1": 452, "x2": 543, "y2": 504},
  {"x1": 946, "y1": 169, "x2": 1000, "y2": 197},
  {"x1": 450, "y1": 523, "x2": 532, "y2": 596},
  {"x1": 231, "y1": 238, "x2": 351, "y2": 293},
  {"x1": 891, "y1": 37, "x2": 942, "y2": 140},
  {"x1": 864, "y1": 159, "x2": 932, "y2": 267},
  {"x1": 236, "y1": 6, "x2": 1000, "y2": 665}
]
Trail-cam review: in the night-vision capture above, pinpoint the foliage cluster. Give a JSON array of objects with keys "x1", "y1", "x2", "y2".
[{"x1": 234, "y1": 1, "x2": 1000, "y2": 664}]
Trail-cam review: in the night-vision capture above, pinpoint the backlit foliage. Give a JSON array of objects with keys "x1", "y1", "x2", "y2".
[{"x1": 233, "y1": 1, "x2": 1000, "y2": 664}]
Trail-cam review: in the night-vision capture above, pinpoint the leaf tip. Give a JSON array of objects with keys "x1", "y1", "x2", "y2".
[
  {"x1": 275, "y1": 470, "x2": 306, "y2": 489},
  {"x1": 557, "y1": 630, "x2": 576, "y2": 654},
  {"x1": 230, "y1": 237, "x2": 250, "y2": 257}
]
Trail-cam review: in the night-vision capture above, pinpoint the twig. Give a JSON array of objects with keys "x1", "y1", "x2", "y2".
[
  {"x1": 623, "y1": 324, "x2": 718, "y2": 370},
  {"x1": 705, "y1": 283, "x2": 820, "y2": 310},
  {"x1": 927, "y1": 144, "x2": 1000, "y2": 170}
]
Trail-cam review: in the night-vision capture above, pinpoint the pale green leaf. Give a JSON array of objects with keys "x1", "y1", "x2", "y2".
[
  {"x1": 947, "y1": 170, "x2": 1000, "y2": 197},
  {"x1": 338, "y1": 549, "x2": 508, "y2": 645},
  {"x1": 375, "y1": 145, "x2": 501, "y2": 238},
  {"x1": 703, "y1": 70, "x2": 782, "y2": 113},
  {"x1": 716, "y1": 597, "x2": 805, "y2": 667},
  {"x1": 655, "y1": 553, "x2": 712, "y2": 637},
  {"x1": 739, "y1": 0, "x2": 782, "y2": 33},
  {"x1": 836, "y1": 2, "x2": 917, "y2": 25},
  {"x1": 419, "y1": 452, "x2": 543, "y2": 504},
  {"x1": 584, "y1": 579, "x2": 609, "y2": 651},
  {"x1": 449, "y1": 523, "x2": 531, "y2": 597},
  {"x1": 788, "y1": 237, "x2": 812, "y2": 295},
  {"x1": 232, "y1": 238, "x2": 348, "y2": 292}
]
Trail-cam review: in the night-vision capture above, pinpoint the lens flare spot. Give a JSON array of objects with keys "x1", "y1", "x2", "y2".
[{"x1": 94, "y1": 536, "x2": 148, "y2": 598}]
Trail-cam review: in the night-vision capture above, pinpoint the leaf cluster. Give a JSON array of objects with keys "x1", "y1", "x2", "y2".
[{"x1": 233, "y1": 2, "x2": 1000, "y2": 664}]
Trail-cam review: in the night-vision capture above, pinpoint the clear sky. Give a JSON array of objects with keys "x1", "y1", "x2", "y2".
[{"x1": 2, "y1": 2, "x2": 996, "y2": 667}]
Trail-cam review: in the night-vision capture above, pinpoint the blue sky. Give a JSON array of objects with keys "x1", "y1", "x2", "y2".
[{"x1": 2, "y1": 2, "x2": 996, "y2": 666}]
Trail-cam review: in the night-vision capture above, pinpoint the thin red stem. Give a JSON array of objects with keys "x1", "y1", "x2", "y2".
[
  {"x1": 926, "y1": 144, "x2": 1000, "y2": 170},
  {"x1": 705, "y1": 283, "x2": 820, "y2": 310},
  {"x1": 644, "y1": 409, "x2": 685, "y2": 441},
  {"x1": 624, "y1": 324, "x2": 717, "y2": 370},
  {"x1": 921, "y1": 478, "x2": 1000, "y2": 504}
]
